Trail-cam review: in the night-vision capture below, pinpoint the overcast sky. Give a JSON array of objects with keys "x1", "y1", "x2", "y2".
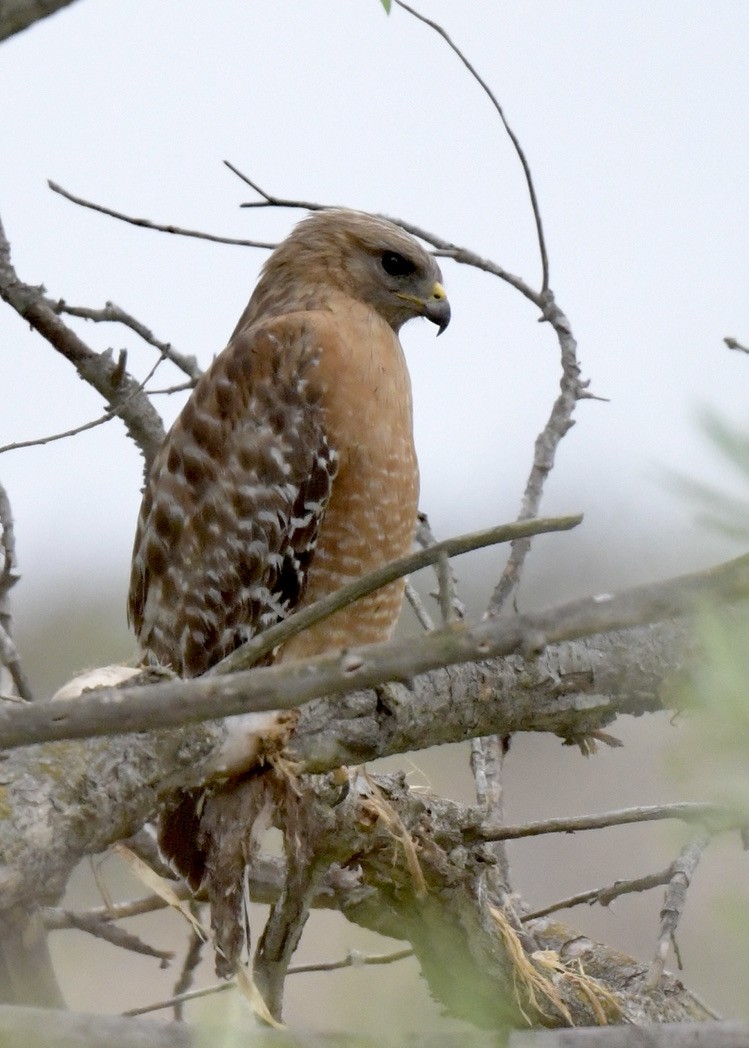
[{"x1": 1, "y1": 0, "x2": 747, "y2": 632}]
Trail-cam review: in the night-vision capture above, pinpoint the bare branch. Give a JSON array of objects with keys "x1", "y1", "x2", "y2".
[
  {"x1": 487, "y1": 298, "x2": 587, "y2": 616},
  {"x1": 52, "y1": 300, "x2": 203, "y2": 382},
  {"x1": 127, "y1": 947, "x2": 414, "y2": 1018},
  {"x1": 414, "y1": 511, "x2": 466, "y2": 622},
  {"x1": 0, "y1": 213, "x2": 165, "y2": 472},
  {"x1": 0, "y1": 407, "x2": 123, "y2": 456},
  {"x1": 290, "y1": 946, "x2": 414, "y2": 975},
  {"x1": 48, "y1": 180, "x2": 278, "y2": 250},
  {"x1": 647, "y1": 834, "x2": 711, "y2": 987},
  {"x1": 225, "y1": 161, "x2": 328, "y2": 215},
  {"x1": 172, "y1": 915, "x2": 205, "y2": 1020},
  {"x1": 0, "y1": 1005, "x2": 745, "y2": 1048},
  {"x1": 53, "y1": 910, "x2": 174, "y2": 963},
  {"x1": 404, "y1": 578, "x2": 435, "y2": 631},
  {"x1": 44, "y1": 888, "x2": 192, "y2": 930},
  {"x1": 0, "y1": 335, "x2": 173, "y2": 458},
  {"x1": 0, "y1": 739, "x2": 730, "y2": 1029},
  {"x1": 394, "y1": 0, "x2": 549, "y2": 292},
  {"x1": 521, "y1": 866, "x2": 674, "y2": 922},
  {"x1": 472, "y1": 805, "x2": 738, "y2": 845},
  {"x1": 146, "y1": 381, "x2": 195, "y2": 396},
  {"x1": 122, "y1": 980, "x2": 231, "y2": 1017},
  {"x1": 212, "y1": 515, "x2": 579, "y2": 675},
  {"x1": 0, "y1": 552, "x2": 746, "y2": 752},
  {"x1": 724, "y1": 336, "x2": 749, "y2": 354}
]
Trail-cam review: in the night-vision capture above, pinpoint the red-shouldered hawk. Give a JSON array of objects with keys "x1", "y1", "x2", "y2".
[{"x1": 128, "y1": 209, "x2": 450, "y2": 886}]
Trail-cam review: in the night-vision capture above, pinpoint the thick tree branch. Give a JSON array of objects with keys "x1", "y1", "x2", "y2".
[
  {"x1": 0, "y1": 599, "x2": 743, "y2": 923},
  {"x1": 0, "y1": 553, "x2": 745, "y2": 753},
  {"x1": 0, "y1": 722, "x2": 223, "y2": 912},
  {"x1": 0, "y1": 1005, "x2": 744, "y2": 1048},
  {"x1": 0, "y1": 726, "x2": 733, "y2": 1029}
]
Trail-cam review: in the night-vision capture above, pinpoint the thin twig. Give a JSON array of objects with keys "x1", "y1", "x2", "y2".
[
  {"x1": 415, "y1": 512, "x2": 466, "y2": 622},
  {"x1": 486, "y1": 298, "x2": 587, "y2": 617},
  {"x1": 122, "y1": 948, "x2": 413, "y2": 1017},
  {"x1": 54, "y1": 910, "x2": 174, "y2": 963},
  {"x1": 393, "y1": 0, "x2": 549, "y2": 292},
  {"x1": 146, "y1": 381, "x2": 195, "y2": 396},
  {"x1": 225, "y1": 161, "x2": 328, "y2": 215},
  {"x1": 0, "y1": 406, "x2": 128, "y2": 455},
  {"x1": 471, "y1": 806, "x2": 732, "y2": 845},
  {"x1": 724, "y1": 336, "x2": 749, "y2": 355},
  {"x1": 521, "y1": 866, "x2": 675, "y2": 922},
  {"x1": 48, "y1": 180, "x2": 278, "y2": 250},
  {"x1": 212, "y1": 515, "x2": 577, "y2": 676},
  {"x1": 647, "y1": 833, "x2": 711, "y2": 987},
  {"x1": 289, "y1": 946, "x2": 413, "y2": 974},
  {"x1": 0, "y1": 343, "x2": 168, "y2": 458},
  {"x1": 683, "y1": 989, "x2": 723, "y2": 1022},
  {"x1": 44, "y1": 886, "x2": 193, "y2": 929},
  {"x1": 172, "y1": 910, "x2": 206, "y2": 1021},
  {"x1": 404, "y1": 579, "x2": 435, "y2": 631},
  {"x1": 435, "y1": 549, "x2": 455, "y2": 624},
  {"x1": 122, "y1": 980, "x2": 233, "y2": 1016},
  {"x1": 224, "y1": 161, "x2": 546, "y2": 308},
  {"x1": 53, "y1": 300, "x2": 203, "y2": 382}
]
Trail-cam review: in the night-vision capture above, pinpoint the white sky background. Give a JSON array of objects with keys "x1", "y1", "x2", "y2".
[{"x1": 1, "y1": 0, "x2": 748, "y2": 646}]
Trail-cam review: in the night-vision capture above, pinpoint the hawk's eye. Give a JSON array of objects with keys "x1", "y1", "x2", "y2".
[{"x1": 381, "y1": 251, "x2": 416, "y2": 277}]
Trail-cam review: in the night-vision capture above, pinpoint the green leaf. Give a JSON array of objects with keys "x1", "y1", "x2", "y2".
[{"x1": 380, "y1": 0, "x2": 392, "y2": 13}]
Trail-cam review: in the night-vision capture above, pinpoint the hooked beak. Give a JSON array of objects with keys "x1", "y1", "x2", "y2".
[
  {"x1": 424, "y1": 282, "x2": 451, "y2": 335},
  {"x1": 397, "y1": 282, "x2": 451, "y2": 335}
]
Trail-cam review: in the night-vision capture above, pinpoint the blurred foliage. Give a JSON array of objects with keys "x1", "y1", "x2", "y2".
[
  {"x1": 664, "y1": 601, "x2": 749, "y2": 992},
  {"x1": 667, "y1": 606, "x2": 749, "y2": 819},
  {"x1": 666, "y1": 408, "x2": 749, "y2": 814},
  {"x1": 664, "y1": 409, "x2": 749, "y2": 967},
  {"x1": 665, "y1": 410, "x2": 749, "y2": 544}
]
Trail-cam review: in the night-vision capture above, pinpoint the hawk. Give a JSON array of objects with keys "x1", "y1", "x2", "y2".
[{"x1": 128, "y1": 208, "x2": 450, "y2": 887}]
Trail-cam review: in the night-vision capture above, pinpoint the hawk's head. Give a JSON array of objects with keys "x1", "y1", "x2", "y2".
[{"x1": 255, "y1": 208, "x2": 451, "y2": 336}]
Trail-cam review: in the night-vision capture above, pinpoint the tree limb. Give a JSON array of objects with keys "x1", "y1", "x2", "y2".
[
  {"x1": 0, "y1": 553, "x2": 745, "y2": 752},
  {"x1": 0, "y1": 1003, "x2": 744, "y2": 1048},
  {"x1": 213, "y1": 514, "x2": 582, "y2": 675}
]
